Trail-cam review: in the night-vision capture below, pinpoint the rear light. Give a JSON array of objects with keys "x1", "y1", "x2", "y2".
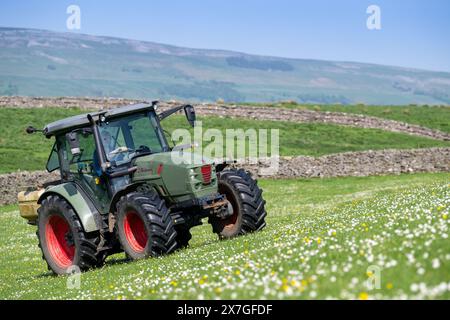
[{"x1": 200, "y1": 165, "x2": 212, "y2": 184}]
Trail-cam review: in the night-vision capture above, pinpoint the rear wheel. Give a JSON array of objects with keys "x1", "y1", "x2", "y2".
[
  {"x1": 115, "y1": 191, "x2": 177, "y2": 260},
  {"x1": 209, "y1": 169, "x2": 267, "y2": 239},
  {"x1": 37, "y1": 195, "x2": 103, "y2": 275}
]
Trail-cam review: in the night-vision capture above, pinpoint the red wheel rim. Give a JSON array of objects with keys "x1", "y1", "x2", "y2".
[
  {"x1": 123, "y1": 211, "x2": 148, "y2": 253},
  {"x1": 45, "y1": 215, "x2": 75, "y2": 269}
]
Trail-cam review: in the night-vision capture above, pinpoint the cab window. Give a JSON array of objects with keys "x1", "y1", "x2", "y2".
[
  {"x1": 46, "y1": 142, "x2": 60, "y2": 172},
  {"x1": 62, "y1": 131, "x2": 96, "y2": 175}
]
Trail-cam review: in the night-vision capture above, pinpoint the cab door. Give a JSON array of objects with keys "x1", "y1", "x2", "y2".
[{"x1": 58, "y1": 130, "x2": 110, "y2": 214}]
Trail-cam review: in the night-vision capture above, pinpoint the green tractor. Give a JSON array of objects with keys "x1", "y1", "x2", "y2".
[{"x1": 18, "y1": 102, "x2": 266, "y2": 275}]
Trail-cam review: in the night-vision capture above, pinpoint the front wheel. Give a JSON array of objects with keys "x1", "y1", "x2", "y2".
[
  {"x1": 209, "y1": 169, "x2": 267, "y2": 239},
  {"x1": 115, "y1": 191, "x2": 177, "y2": 260}
]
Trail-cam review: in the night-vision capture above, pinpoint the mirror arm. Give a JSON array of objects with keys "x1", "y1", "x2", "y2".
[
  {"x1": 158, "y1": 104, "x2": 196, "y2": 127},
  {"x1": 25, "y1": 126, "x2": 44, "y2": 134},
  {"x1": 158, "y1": 105, "x2": 186, "y2": 121}
]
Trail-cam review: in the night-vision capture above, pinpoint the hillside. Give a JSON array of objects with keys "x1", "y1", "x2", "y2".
[{"x1": 1, "y1": 27, "x2": 450, "y2": 105}]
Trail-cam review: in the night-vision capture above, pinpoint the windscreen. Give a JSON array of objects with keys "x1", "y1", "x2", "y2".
[{"x1": 99, "y1": 112, "x2": 166, "y2": 166}]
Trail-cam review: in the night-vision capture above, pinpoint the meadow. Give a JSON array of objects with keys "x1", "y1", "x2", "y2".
[
  {"x1": 0, "y1": 103, "x2": 448, "y2": 300},
  {"x1": 0, "y1": 173, "x2": 448, "y2": 299},
  {"x1": 247, "y1": 102, "x2": 450, "y2": 133}
]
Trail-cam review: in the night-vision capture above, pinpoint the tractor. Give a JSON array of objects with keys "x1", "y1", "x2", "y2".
[{"x1": 18, "y1": 102, "x2": 267, "y2": 275}]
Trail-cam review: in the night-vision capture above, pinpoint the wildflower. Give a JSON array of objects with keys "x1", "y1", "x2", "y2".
[
  {"x1": 432, "y1": 259, "x2": 440, "y2": 269},
  {"x1": 317, "y1": 237, "x2": 322, "y2": 245},
  {"x1": 358, "y1": 292, "x2": 369, "y2": 300},
  {"x1": 170, "y1": 280, "x2": 178, "y2": 287},
  {"x1": 443, "y1": 214, "x2": 448, "y2": 220},
  {"x1": 235, "y1": 270, "x2": 241, "y2": 276},
  {"x1": 386, "y1": 283, "x2": 393, "y2": 290},
  {"x1": 410, "y1": 283, "x2": 419, "y2": 292}
]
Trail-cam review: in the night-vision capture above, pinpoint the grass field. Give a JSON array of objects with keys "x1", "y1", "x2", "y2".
[
  {"x1": 1, "y1": 107, "x2": 449, "y2": 174},
  {"x1": 0, "y1": 173, "x2": 448, "y2": 299},
  {"x1": 245, "y1": 103, "x2": 450, "y2": 133}
]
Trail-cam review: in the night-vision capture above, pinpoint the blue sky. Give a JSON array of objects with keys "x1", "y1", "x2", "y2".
[{"x1": 1, "y1": 0, "x2": 449, "y2": 72}]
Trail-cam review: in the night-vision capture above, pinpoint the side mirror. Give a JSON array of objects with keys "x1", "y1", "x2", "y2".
[
  {"x1": 26, "y1": 126, "x2": 37, "y2": 134},
  {"x1": 26, "y1": 126, "x2": 43, "y2": 134},
  {"x1": 66, "y1": 131, "x2": 81, "y2": 156},
  {"x1": 184, "y1": 105, "x2": 196, "y2": 127}
]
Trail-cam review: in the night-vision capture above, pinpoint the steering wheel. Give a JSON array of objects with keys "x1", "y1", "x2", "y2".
[{"x1": 108, "y1": 146, "x2": 133, "y2": 156}]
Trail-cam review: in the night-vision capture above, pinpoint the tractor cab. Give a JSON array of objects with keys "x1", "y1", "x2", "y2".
[
  {"x1": 44, "y1": 105, "x2": 170, "y2": 213},
  {"x1": 41, "y1": 103, "x2": 203, "y2": 213}
]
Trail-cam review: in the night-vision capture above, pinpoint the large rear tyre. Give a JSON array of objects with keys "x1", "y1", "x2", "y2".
[
  {"x1": 37, "y1": 195, "x2": 103, "y2": 275},
  {"x1": 115, "y1": 191, "x2": 177, "y2": 260},
  {"x1": 209, "y1": 169, "x2": 267, "y2": 239}
]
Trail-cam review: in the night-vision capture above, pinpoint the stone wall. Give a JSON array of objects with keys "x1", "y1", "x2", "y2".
[
  {"x1": 233, "y1": 147, "x2": 450, "y2": 178},
  {"x1": 1, "y1": 147, "x2": 448, "y2": 206}
]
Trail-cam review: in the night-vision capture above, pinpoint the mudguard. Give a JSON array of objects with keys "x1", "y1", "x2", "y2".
[
  {"x1": 108, "y1": 182, "x2": 160, "y2": 213},
  {"x1": 38, "y1": 182, "x2": 102, "y2": 232}
]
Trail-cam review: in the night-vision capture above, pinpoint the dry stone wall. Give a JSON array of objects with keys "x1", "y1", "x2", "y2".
[{"x1": 1, "y1": 148, "x2": 448, "y2": 206}]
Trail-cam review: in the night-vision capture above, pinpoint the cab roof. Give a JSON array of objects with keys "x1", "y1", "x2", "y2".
[{"x1": 43, "y1": 103, "x2": 155, "y2": 138}]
